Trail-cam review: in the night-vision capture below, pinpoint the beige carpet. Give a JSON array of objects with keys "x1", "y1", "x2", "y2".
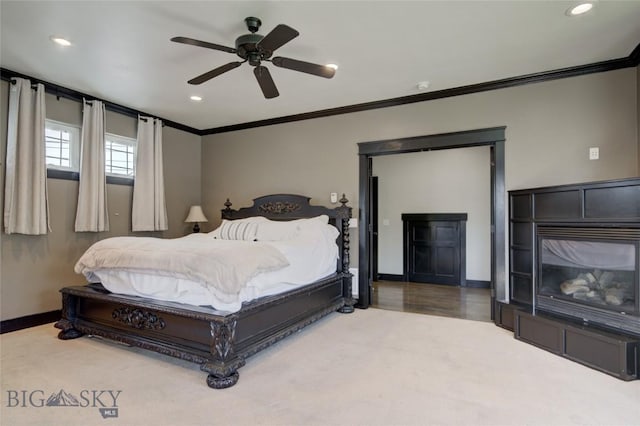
[{"x1": 1, "y1": 308, "x2": 639, "y2": 426}]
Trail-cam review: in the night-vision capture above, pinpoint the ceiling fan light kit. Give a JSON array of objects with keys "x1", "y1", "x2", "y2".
[{"x1": 171, "y1": 17, "x2": 336, "y2": 99}]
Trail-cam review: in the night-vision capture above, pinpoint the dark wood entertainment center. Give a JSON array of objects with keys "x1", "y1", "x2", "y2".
[{"x1": 497, "y1": 177, "x2": 640, "y2": 380}]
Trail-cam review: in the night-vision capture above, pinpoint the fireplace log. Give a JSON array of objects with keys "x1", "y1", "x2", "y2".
[{"x1": 605, "y1": 286, "x2": 632, "y2": 306}]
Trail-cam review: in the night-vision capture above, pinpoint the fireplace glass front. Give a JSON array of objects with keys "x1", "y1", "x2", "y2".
[{"x1": 539, "y1": 238, "x2": 638, "y2": 316}]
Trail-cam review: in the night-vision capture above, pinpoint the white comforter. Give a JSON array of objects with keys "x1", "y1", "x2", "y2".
[
  {"x1": 75, "y1": 234, "x2": 290, "y2": 296},
  {"x1": 74, "y1": 221, "x2": 340, "y2": 312}
]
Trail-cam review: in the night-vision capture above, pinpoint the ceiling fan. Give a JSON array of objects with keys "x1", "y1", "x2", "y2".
[{"x1": 171, "y1": 17, "x2": 336, "y2": 99}]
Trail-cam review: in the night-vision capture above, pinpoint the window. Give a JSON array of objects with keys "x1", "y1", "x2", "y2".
[
  {"x1": 45, "y1": 120, "x2": 79, "y2": 171},
  {"x1": 105, "y1": 134, "x2": 136, "y2": 177},
  {"x1": 44, "y1": 120, "x2": 137, "y2": 182}
]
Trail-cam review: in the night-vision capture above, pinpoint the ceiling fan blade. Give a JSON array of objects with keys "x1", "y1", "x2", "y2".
[
  {"x1": 171, "y1": 36, "x2": 236, "y2": 54},
  {"x1": 257, "y1": 24, "x2": 299, "y2": 53},
  {"x1": 254, "y1": 66, "x2": 279, "y2": 99},
  {"x1": 188, "y1": 62, "x2": 243, "y2": 85},
  {"x1": 272, "y1": 56, "x2": 335, "y2": 79}
]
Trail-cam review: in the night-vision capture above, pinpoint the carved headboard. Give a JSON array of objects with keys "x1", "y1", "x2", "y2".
[{"x1": 221, "y1": 194, "x2": 352, "y2": 274}]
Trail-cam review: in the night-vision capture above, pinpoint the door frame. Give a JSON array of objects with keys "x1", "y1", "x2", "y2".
[
  {"x1": 371, "y1": 176, "x2": 379, "y2": 281},
  {"x1": 357, "y1": 127, "x2": 506, "y2": 321}
]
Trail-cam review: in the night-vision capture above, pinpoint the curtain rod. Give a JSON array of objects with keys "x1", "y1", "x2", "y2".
[
  {"x1": 9, "y1": 78, "x2": 39, "y2": 90},
  {"x1": 82, "y1": 99, "x2": 158, "y2": 124},
  {"x1": 12, "y1": 82, "x2": 160, "y2": 125},
  {"x1": 9, "y1": 77, "x2": 154, "y2": 127},
  {"x1": 81, "y1": 99, "x2": 160, "y2": 125},
  {"x1": 1, "y1": 68, "x2": 201, "y2": 135}
]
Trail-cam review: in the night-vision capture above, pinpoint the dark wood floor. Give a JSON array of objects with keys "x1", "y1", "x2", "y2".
[{"x1": 371, "y1": 280, "x2": 492, "y2": 322}]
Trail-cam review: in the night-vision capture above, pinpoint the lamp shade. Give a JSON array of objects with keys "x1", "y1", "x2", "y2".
[{"x1": 185, "y1": 205, "x2": 208, "y2": 223}]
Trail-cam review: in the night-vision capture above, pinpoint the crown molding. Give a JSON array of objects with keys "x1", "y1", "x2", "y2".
[
  {"x1": 3, "y1": 41, "x2": 639, "y2": 137},
  {"x1": 0, "y1": 68, "x2": 202, "y2": 136},
  {"x1": 202, "y1": 54, "x2": 636, "y2": 135}
]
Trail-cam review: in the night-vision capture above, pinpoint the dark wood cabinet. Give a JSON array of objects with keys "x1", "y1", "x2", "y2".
[
  {"x1": 515, "y1": 311, "x2": 639, "y2": 380},
  {"x1": 402, "y1": 213, "x2": 467, "y2": 286}
]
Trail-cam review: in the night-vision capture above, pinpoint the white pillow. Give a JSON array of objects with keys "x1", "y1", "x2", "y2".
[
  {"x1": 254, "y1": 215, "x2": 333, "y2": 241},
  {"x1": 209, "y1": 216, "x2": 266, "y2": 240},
  {"x1": 296, "y1": 220, "x2": 340, "y2": 245},
  {"x1": 255, "y1": 220, "x2": 299, "y2": 241},
  {"x1": 293, "y1": 214, "x2": 330, "y2": 228}
]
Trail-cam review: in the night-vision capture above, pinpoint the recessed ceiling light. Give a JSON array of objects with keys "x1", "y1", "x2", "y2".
[
  {"x1": 190, "y1": 95, "x2": 203, "y2": 102},
  {"x1": 50, "y1": 36, "x2": 71, "y2": 46},
  {"x1": 326, "y1": 64, "x2": 338, "y2": 70},
  {"x1": 417, "y1": 81, "x2": 430, "y2": 91},
  {"x1": 566, "y1": 2, "x2": 593, "y2": 16}
]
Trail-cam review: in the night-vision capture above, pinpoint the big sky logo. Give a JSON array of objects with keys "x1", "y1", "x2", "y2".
[{"x1": 6, "y1": 389, "x2": 122, "y2": 418}]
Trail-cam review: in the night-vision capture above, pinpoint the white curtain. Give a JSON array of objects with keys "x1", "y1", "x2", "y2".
[
  {"x1": 75, "y1": 99, "x2": 109, "y2": 232},
  {"x1": 132, "y1": 116, "x2": 167, "y2": 231},
  {"x1": 3, "y1": 78, "x2": 49, "y2": 235}
]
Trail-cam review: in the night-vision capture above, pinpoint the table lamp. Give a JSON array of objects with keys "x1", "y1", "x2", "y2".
[{"x1": 185, "y1": 205, "x2": 208, "y2": 233}]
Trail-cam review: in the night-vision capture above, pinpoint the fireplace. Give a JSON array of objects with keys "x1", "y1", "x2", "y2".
[
  {"x1": 506, "y1": 178, "x2": 640, "y2": 379},
  {"x1": 536, "y1": 226, "x2": 640, "y2": 336}
]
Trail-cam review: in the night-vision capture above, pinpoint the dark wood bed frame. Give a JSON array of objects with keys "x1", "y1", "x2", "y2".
[{"x1": 54, "y1": 194, "x2": 353, "y2": 389}]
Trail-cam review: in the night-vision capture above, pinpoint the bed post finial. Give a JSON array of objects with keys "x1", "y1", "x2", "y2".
[
  {"x1": 339, "y1": 194, "x2": 349, "y2": 207},
  {"x1": 223, "y1": 198, "x2": 232, "y2": 212}
]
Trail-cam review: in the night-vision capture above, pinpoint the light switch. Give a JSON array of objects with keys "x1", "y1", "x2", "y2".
[
  {"x1": 383, "y1": 219, "x2": 390, "y2": 226},
  {"x1": 330, "y1": 192, "x2": 338, "y2": 203}
]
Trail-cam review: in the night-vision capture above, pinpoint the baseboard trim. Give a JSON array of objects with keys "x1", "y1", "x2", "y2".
[
  {"x1": 1, "y1": 310, "x2": 61, "y2": 334},
  {"x1": 376, "y1": 274, "x2": 405, "y2": 282},
  {"x1": 466, "y1": 280, "x2": 491, "y2": 289}
]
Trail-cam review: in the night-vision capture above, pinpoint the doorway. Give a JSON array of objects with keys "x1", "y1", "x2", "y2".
[{"x1": 357, "y1": 127, "x2": 506, "y2": 323}]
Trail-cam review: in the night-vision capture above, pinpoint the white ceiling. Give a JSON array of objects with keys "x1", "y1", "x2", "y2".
[{"x1": 1, "y1": 1, "x2": 639, "y2": 131}]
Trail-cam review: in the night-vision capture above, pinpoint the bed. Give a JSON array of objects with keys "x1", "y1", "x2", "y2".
[{"x1": 54, "y1": 194, "x2": 353, "y2": 389}]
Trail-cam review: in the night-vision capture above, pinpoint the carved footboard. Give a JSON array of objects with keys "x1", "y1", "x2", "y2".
[
  {"x1": 55, "y1": 284, "x2": 246, "y2": 388},
  {"x1": 55, "y1": 272, "x2": 348, "y2": 389}
]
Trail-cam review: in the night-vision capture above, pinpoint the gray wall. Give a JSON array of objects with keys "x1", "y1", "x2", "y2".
[
  {"x1": 373, "y1": 146, "x2": 491, "y2": 280},
  {"x1": 202, "y1": 68, "x2": 639, "y2": 298},
  {"x1": 1, "y1": 66, "x2": 638, "y2": 320},
  {"x1": 0, "y1": 80, "x2": 202, "y2": 320}
]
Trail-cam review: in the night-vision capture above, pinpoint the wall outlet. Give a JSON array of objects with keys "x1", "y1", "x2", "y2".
[
  {"x1": 330, "y1": 192, "x2": 338, "y2": 203},
  {"x1": 589, "y1": 147, "x2": 599, "y2": 160}
]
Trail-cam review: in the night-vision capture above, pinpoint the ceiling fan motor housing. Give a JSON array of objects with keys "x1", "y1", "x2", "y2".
[{"x1": 235, "y1": 33, "x2": 269, "y2": 64}]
